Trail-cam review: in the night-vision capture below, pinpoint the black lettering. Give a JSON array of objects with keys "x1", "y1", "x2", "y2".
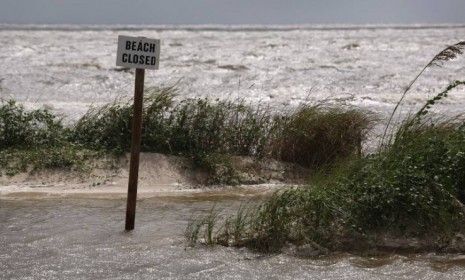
[
  {"x1": 151, "y1": 56, "x2": 156, "y2": 65},
  {"x1": 125, "y1": 41, "x2": 131, "y2": 50},
  {"x1": 149, "y1": 43, "x2": 156, "y2": 53},
  {"x1": 143, "y1": 43, "x2": 149, "y2": 52},
  {"x1": 122, "y1": 53, "x2": 128, "y2": 62},
  {"x1": 139, "y1": 55, "x2": 144, "y2": 64},
  {"x1": 137, "y1": 42, "x2": 143, "y2": 51},
  {"x1": 131, "y1": 41, "x2": 136, "y2": 51}
]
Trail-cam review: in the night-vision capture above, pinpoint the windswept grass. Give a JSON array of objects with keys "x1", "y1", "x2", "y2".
[
  {"x1": 69, "y1": 87, "x2": 371, "y2": 181},
  {"x1": 272, "y1": 106, "x2": 371, "y2": 167},
  {"x1": 0, "y1": 100, "x2": 67, "y2": 149},
  {"x1": 186, "y1": 42, "x2": 465, "y2": 252},
  {"x1": 0, "y1": 100, "x2": 99, "y2": 176},
  {"x1": 187, "y1": 110, "x2": 465, "y2": 252},
  {"x1": 0, "y1": 90, "x2": 371, "y2": 181}
]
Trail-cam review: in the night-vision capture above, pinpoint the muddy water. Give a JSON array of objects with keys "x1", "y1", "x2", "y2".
[{"x1": 2, "y1": 193, "x2": 465, "y2": 279}]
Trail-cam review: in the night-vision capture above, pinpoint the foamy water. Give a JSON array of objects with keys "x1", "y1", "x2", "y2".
[
  {"x1": 2, "y1": 25, "x2": 465, "y2": 279},
  {"x1": 1, "y1": 24, "x2": 464, "y2": 123},
  {"x1": 3, "y1": 197, "x2": 465, "y2": 280}
]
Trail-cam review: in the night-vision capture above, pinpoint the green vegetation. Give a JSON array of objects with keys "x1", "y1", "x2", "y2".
[
  {"x1": 273, "y1": 105, "x2": 370, "y2": 168},
  {"x1": 186, "y1": 83, "x2": 465, "y2": 252},
  {"x1": 0, "y1": 100, "x2": 66, "y2": 149},
  {"x1": 0, "y1": 88, "x2": 371, "y2": 182},
  {"x1": 0, "y1": 146, "x2": 100, "y2": 176},
  {"x1": 0, "y1": 100, "x2": 100, "y2": 176},
  {"x1": 185, "y1": 42, "x2": 465, "y2": 253},
  {"x1": 72, "y1": 87, "x2": 370, "y2": 179}
]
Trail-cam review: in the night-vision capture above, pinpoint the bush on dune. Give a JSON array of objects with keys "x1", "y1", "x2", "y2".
[
  {"x1": 186, "y1": 42, "x2": 465, "y2": 252},
  {"x1": 273, "y1": 105, "x2": 371, "y2": 168},
  {"x1": 70, "y1": 86, "x2": 370, "y2": 170},
  {"x1": 0, "y1": 100, "x2": 99, "y2": 175},
  {"x1": 0, "y1": 90, "x2": 370, "y2": 179},
  {"x1": 0, "y1": 100, "x2": 66, "y2": 149},
  {"x1": 188, "y1": 112, "x2": 465, "y2": 252}
]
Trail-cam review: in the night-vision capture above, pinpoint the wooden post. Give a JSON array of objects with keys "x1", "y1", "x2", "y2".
[{"x1": 125, "y1": 68, "x2": 145, "y2": 231}]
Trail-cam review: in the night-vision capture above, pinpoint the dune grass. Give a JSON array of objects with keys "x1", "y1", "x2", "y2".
[
  {"x1": 70, "y1": 86, "x2": 371, "y2": 182},
  {"x1": 0, "y1": 100, "x2": 99, "y2": 176},
  {"x1": 0, "y1": 100, "x2": 67, "y2": 150},
  {"x1": 0, "y1": 89, "x2": 371, "y2": 180},
  {"x1": 272, "y1": 105, "x2": 371, "y2": 168},
  {"x1": 185, "y1": 42, "x2": 465, "y2": 252},
  {"x1": 186, "y1": 100, "x2": 465, "y2": 252}
]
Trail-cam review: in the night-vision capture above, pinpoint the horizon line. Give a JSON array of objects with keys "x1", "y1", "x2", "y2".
[{"x1": 1, "y1": 22, "x2": 465, "y2": 32}]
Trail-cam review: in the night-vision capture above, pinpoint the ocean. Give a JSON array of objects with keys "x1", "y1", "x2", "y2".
[{"x1": 1, "y1": 24, "x2": 464, "y2": 123}]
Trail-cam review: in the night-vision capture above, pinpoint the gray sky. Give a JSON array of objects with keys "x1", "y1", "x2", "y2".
[{"x1": 0, "y1": 0, "x2": 464, "y2": 25}]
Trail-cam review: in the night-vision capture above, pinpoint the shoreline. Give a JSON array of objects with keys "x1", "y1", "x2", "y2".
[
  {"x1": 0, "y1": 152, "x2": 303, "y2": 200},
  {"x1": 0, "y1": 182, "x2": 285, "y2": 200}
]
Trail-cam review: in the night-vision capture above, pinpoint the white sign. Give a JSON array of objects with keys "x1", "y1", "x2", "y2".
[{"x1": 116, "y1": 35, "x2": 160, "y2": 70}]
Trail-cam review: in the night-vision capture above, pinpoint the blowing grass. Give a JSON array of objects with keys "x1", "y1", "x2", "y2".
[
  {"x1": 273, "y1": 105, "x2": 371, "y2": 167},
  {"x1": 0, "y1": 100, "x2": 67, "y2": 149},
  {"x1": 187, "y1": 111, "x2": 465, "y2": 252},
  {"x1": 0, "y1": 100, "x2": 101, "y2": 176},
  {"x1": 186, "y1": 42, "x2": 465, "y2": 252},
  {"x1": 68, "y1": 87, "x2": 372, "y2": 183},
  {"x1": 0, "y1": 89, "x2": 371, "y2": 182}
]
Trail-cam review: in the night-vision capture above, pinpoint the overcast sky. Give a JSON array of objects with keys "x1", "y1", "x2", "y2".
[{"x1": 0, "y1": 0, "x2": 464, "y2": 25}]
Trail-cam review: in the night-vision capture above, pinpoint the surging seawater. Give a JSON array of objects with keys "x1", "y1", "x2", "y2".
[
  {"x1": 2, "y1": 196, "x2": 465, "y2": 279},
  {"x1": 2, "y1": 25, "x2": 465, "y2": 279},
  {"x1": 1, "y1": 25, "x2": 465, "y2": 122}
]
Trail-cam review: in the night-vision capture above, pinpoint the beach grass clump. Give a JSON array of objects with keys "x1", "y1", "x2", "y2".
[
  {"x1": 187, "y1": 118, "x2": 465, "y2": 252},
  {"x1": 185, "y1": 207, "x2": 221, "y2": 246},
  {"x1": 0, "y1": 100, "x2": 67, "y2": 149},
  {"x1": 72, "y1": 87, "x2": 274, "y2": 160},
  {"x1": 0, "y1": 92, "x2": 371, "y2": 180},
  {"x1": 72, "y1": 87, "x2": 370, "y2": 176},
  {"x1": 186, "y1": 186, "x2": 344, "y2": 251},
  {"x1": 156, "y1": 98, "x2": 274, "y2": 159},
  {"x1": 72, "y1": 97, "x2": 136, "y2": 154},
  {"x1": 273, "y1": 106, "x2": 371, "y2": 168},
  {"x1": 0, "y1": 100, "x2": 101, "y2": 175},
  {"x1": 187, "y1": 81, "x2": 465, "y2": 252},
  {"x1": 0, "y1": 145, "x2": 100, "y2": 176}
]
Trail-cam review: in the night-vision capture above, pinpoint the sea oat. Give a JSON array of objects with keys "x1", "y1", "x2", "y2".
[
  {"x1": 428, "y1": 41, "x2": 465, "y2": 67},
  {"x1": 382, "y1": 41, "x2": 465, "y2": 145}
]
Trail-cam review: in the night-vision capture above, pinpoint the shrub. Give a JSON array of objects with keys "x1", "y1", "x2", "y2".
[
  {"x1": 72, "y1": 99, "x2": 134, "y2": 154},
  {"x1": 72, "y1": 89, "x2": 370, "y2": 168},
  {"x1": 186, "y1": 83, "x2": 465, "y2": 252},
  {"x1": 0, "y1": 145, "x2": 100, "y2": 176},
  {"x1": 272, "y1": 106, "x2": 371, "y2": 167},
  {"x1": 0, "y1": 100, "x2": 66, "y2": 149},
  {"x1": 1, "y1": 87, "x2": 372, "y2": 182}
]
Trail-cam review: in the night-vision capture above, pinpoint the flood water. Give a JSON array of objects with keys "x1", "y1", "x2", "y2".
[{"x1": 2, "y1": 193, "x2": 465, "y2": 279}]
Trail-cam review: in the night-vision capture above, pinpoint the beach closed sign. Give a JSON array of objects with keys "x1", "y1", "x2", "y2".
[{"x1": 116, "y1": 35, "x2": 160, "y2": 69}]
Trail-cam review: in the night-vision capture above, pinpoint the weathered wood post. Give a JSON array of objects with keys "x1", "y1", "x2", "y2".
[
  {"x1": 116, "y1": 35, "x2": 160, "y2": 231},
  {"x1": 125, "y1": 68, "x2": 145, "y2": 231}
]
